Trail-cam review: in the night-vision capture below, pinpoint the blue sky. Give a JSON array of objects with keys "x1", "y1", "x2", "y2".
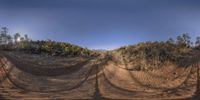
[{"x1": 0, "y1": 0, "x2": 200, "y2": 50}]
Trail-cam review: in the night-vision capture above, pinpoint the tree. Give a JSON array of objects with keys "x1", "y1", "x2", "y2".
[
  {"x1": 14, "y1": 33, "x2": 21, "y2": 43},
  {"x1": 176, "y1": 36, "x2": 184, "y2": 45},
  {"x1": 0, "y1": 27, "x2": 9, "y2": 44},
  {"x1": 196, "y1": 36, "x2": 200, "y2": 47},
  {"x1": 1, "y1": 27, "x2": 8, "y2": 35},
  {"x1": 20, "y1": 37, "x2": 24, "y2": 41},
  {"x1": 6, "y1": 34, "x2": 13, "y2": 44},
  {"x1": 182, "y1": 33, "x2": 191, "y2": 47},
  {"x1": 0, "y1": 34, "x2": 2, "y2": 44},
  {"x1": 176, "y1": 33, "x2": 191, "y2": 47},
  {"x1": 166, "y1": 38, "x2": 174, "y2": 44},
  {"x1": 24, "y1": 34, "x2": 29, "y2": 41}
]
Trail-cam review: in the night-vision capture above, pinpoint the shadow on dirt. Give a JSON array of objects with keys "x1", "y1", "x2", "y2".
[
  {"x1": 0, "y1": 54, "x2": 111, "y2": 94},
  {"x1": 1, "y1": 52, "x2": 93, "y2": 76},
  {"x1": 0, "y1": 95, "x2": 8, "y2": 100},
  {"x1": 102, "y1": 53, "x2": 200, "y2": 99},
  {"x1": 1, "y1": 61, "x2": 94, "y2": 93},
  {"x1": 187, "y1": 63, "x2": 200, "y2": 100},
  {"x1": 93, "y1": 56, "x2": 111, "y2": 100},
  {"x1": 0, "y1": 61, "x2": 14, "y2": 84}
]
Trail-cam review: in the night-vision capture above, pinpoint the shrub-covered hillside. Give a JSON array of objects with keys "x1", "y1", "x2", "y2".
[
  {"x1": 113, "y1": 33, "x2": 199, "y2": 70},
  {"x1": 0, "y1": 27, "x2": 98, "y2": 57},
  {"x1": 0, "y1": 41, "x2": 98, "y2": 57},
  {"x1": 116, "y1": 42, "x2": 191, "y2": 68}
]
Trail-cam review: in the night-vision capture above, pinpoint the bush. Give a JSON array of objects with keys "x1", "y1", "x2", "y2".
[
  {"x1": 116, "y1": 41, "x2": 191, "y2": 70},
  {"x1": 1, "y1": 40, "x2": 96, "y2": 57}
]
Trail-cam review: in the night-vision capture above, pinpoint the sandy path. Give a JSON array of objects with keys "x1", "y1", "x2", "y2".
[
  {"x1": 0, "y1": 52, "x2": 200, "y2": 99},
  {"x1": 99, "y1": 61, "x2": 197, "y2": 99},
  {"x1": 0, "y1": 53, "x2": 103, "y2": 99}
]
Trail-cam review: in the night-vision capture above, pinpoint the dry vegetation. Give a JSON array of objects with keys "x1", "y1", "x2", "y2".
[
  {"x1": 0, "y1": 41, "x2": 99, "y2": 57},
  {"x1": 1, "y1": 31, "x2": 200, "y2": 99},
  {"x1": 113, "y1": 41, "x2": 193, "y2": 70},
  {"x1": 108, "y1": 33, "x2": 200, "y2": 71}
]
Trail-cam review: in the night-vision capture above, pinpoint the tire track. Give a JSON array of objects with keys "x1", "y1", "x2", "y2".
[
  {"x1": 2, "y1": 52, "x2": 92, "y2": 76},
  {"x1": 0, "y1": 57, "x2": 96, "y2": 93},
  {"x1": 100, "y1": 54, "x2": 199, "y2": 99}
]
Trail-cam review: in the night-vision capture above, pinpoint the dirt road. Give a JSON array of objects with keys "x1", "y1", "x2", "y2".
[{"x1": 0, "y1": 52, "x2": 200, "y2": 100}]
